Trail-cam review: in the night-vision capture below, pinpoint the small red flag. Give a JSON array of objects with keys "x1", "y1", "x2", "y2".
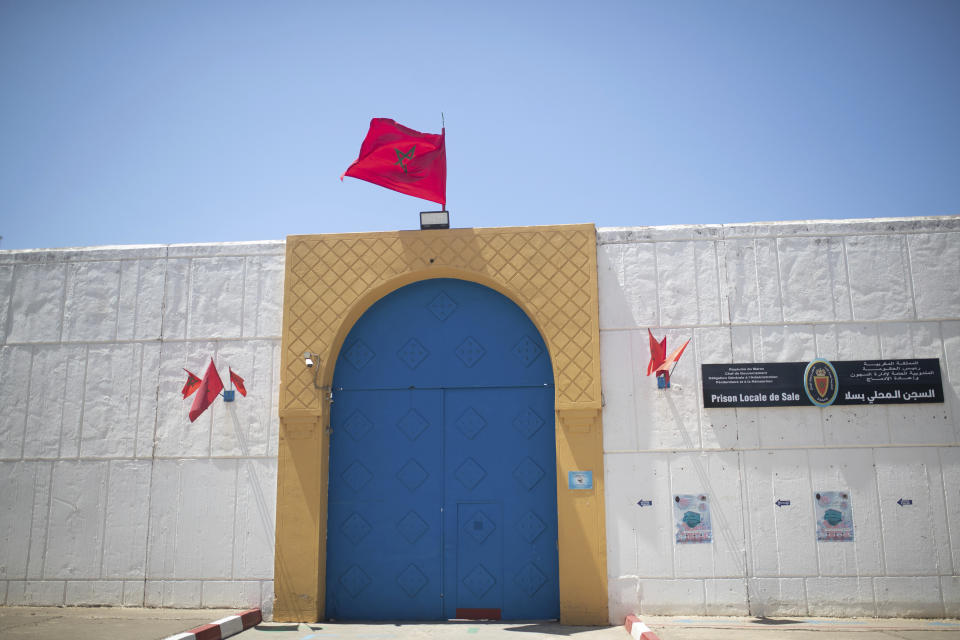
[
  {"x1": 647, "y1": 329, "x2": 667, "y2": 375},
  {"x1": 342, "y1": 118, "x2": 446, "y2": 206},
  {"x1": 189, "y1": 358, "x2": 224, "y2": 423},
  {"x1": 181, "y1": 369, "x2": 202, "y2": 399},
  {"x1": 229, "y1": 368, "x2": 247, "y2": 397},
  {"x1": 655, "y1": 338, "x2": 691, "y2": 375}
]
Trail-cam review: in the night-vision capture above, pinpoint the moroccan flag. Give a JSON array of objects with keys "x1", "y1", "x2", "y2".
[
  {"x1": 647, "y1": 329, "x2": 667, "y2": 375},
  {"x1": 189, "y1": 358, "x2": 224, "y2": 423},
  {"x1": 342, "y1": 118, "x2": 446, "y2": 206},
  {"x1": 229, "y1": 368, "x2": 247, "y2": 397},
  {"x1": 655, "y1": 338, "x2": 691, "y2": 375},
  {"x1": 181, "y1": 369, "x2": 202, "y2": 399}
]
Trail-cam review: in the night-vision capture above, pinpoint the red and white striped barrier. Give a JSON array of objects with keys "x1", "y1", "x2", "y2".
[
  {"x1": 625, "y1": 614, "x2": 661, "y2": 640},
  {"x1": 164, "y1": 608, "x2": 262, "y2": 640}
]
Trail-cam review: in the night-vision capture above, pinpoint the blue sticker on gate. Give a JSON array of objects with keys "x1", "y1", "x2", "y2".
[{"x1": 568, "y1": 471, "x2": 593, "y2": 490}]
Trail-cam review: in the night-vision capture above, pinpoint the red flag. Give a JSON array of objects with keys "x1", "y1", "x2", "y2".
[
  {"x1": 647, "y1": 329, "x2": 667, "y2": 375},
  {"x1": 342, "y1": 118, "x2": 446, "y2": 206},
  {"x1": 189, "y1": 359, "x2": 224, "y2": 423},
  {"x1": 181, "y1": 369, "x2": 202, "y2": 399},
  {"x1": 655, "y1": 338, "x2": 691, "y2": 375},
  {"x1": 229, "y1": 368, "x2": 247, "y2": 397}
]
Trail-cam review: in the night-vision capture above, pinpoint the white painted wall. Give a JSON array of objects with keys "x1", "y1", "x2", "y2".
[
  {"x1": 599, "y1": 216, "x2": 960, "y2": 621},
  {"x1": 0, "y1": 241, "x2": 284, "y2": 615}
]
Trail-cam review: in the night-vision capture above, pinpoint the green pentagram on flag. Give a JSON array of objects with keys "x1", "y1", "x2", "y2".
[{"x1": 395, "y1": 145, "x2": 416, "y2": 172}]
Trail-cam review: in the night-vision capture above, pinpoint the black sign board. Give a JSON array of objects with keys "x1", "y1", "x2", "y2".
[{"x1": 702, "y1": 358, "x2": 943, "y2": 408}]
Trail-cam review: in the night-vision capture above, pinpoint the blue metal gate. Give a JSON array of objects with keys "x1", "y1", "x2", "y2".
[{"x1": 325, "y1": 279, "x2": 559, "y2": 620}]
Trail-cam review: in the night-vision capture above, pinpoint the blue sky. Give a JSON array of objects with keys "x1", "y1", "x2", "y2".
[{"x1": 1, "y1": 1, "x2": 958, "y2": 250}]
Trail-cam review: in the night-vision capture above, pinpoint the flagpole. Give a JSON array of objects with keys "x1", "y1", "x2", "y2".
[
  {"x1": 442, "y1": 112, "x2": 446, "y2": 212},
  {"x1": 668, "y1": 338, "x2": 692, "y2": 379}
]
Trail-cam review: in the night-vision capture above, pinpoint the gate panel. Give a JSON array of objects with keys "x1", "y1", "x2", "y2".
[
  {"x1": 325, "y1": 389, "x2": 442, "y2": 620},
  {"x1": 443, "y1": 387, "x2": 559, "y2": 620}
]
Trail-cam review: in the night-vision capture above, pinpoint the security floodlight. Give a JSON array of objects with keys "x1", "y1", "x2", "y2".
[{"x1": 420, "y1": 210, "x2": 449, "y2": 230}]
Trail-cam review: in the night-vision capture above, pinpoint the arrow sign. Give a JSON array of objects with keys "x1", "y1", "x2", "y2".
[
  {"x1": 775, "y1": 499, "x2": 791, "y2": 507},
  {"x1": 637, "y1": 500, "x2": 653, "y2": 507},
  {"x1": 897, "y1": 498, "x2": 913, "y2": 506}
]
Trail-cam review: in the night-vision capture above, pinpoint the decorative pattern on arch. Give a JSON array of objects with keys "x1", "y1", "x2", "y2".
[{"x1": 281, "y1": 225, "x2": 600, "y2": 412}]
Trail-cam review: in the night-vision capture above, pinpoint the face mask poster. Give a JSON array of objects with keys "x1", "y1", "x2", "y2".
[
  {"x1": 674, "y1": 494, "x2": 712, "y2": 544},
  {"x1": 815, "y1": 491, "x2": 854, "y2": 542},
  {"x1": 701, "y1": 358, "x2": 943, "y2": 408}
]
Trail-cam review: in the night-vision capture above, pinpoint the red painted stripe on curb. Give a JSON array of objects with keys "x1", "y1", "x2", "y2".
[
  {"x1": 165, "y1": 609, "x2": 262, "y2": 640},
  {"x1": 624, "y1": 614, "x2": 661, "y2": 640},
  {"x1": 190, "y1": 623, "x2": 222, "y2": 640},
  {"x1": 239, "y1": 608, "x2": 262, "y2": 629}
]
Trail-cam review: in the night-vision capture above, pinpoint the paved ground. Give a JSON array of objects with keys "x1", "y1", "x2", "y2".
[
  {"x1": 237, "y1": 621, "x2": 626, "y2": 640},
  {"x1": 236, "y1": 618, "x2": 960, "y2": 640},
  {"x1": 0, "y1": 606, "x2": 239, "y2": 640},
  {"x1": 638, "y1": 616, "x2": 960, "y2": 639},
  {"x1": 1, "y1": 608, "x2": 959, "y2": 640}
]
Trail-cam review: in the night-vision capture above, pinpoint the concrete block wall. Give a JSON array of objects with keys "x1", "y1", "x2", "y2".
[
  {"x1": 599, "y1": 216, "x2": 960, "y2": 620},
  {"x1": 0, "y1": 241, "x2": 284, "y2": 615}
]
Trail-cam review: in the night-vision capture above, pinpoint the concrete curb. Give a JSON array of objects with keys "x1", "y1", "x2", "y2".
[
  {"x1": 163, "y1": 608, "x2": 262, "y2": 640},
  {"x1": 625, "y1": 615, "x2": 661, "y2": 640}
]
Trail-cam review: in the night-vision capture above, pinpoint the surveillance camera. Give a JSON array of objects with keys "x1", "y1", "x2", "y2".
[{"x1": 305, "y1": 356, "x2": 314, "y2": 368}]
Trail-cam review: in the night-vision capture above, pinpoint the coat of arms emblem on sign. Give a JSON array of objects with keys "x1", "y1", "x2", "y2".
[{"x1": 804, "y1": 359, "x2": 838, "y2": 406}]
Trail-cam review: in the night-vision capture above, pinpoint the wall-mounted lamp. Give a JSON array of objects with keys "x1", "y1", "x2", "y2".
[{"x1": 420, "y1": 210, "x2": 449, "y2": 230}]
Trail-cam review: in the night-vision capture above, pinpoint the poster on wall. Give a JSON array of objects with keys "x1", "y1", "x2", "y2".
[
  {"x1": 815, "y1": 491, "x2": 854, "y2": 542},
  {"x1": 702, "y1": 358, "x2": 943, "y2": 408},
  {"x1": 674, "y1": 494, "x2": 713, "y2": 544}
]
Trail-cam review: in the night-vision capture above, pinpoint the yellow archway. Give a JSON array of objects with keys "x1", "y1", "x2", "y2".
[{"x1": 275, "y1": 224, "x2": 607, "y2": 624}]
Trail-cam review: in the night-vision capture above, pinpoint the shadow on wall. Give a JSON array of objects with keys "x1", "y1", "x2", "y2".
[
  {"x1": 936, "y1": 372, "x2": 959, "y2": 441},
  {"x1": 665, "y1": 394, "x2": 746, "y2": 577},
  {"x1": 227, "y1": 402, "x2": 275, "y2": 554}
]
